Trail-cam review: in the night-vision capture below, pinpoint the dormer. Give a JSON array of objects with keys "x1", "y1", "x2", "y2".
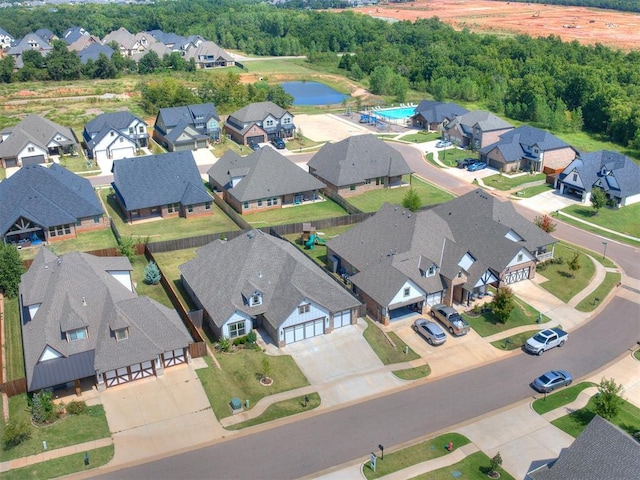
[
  {"x1": 504, "y1": 229, "x2": 524, "y2": 242},
  {"x1": 229, "y1": 167, "x2": 249, "y2": 188},
  {"x1": 248, "y1": 290, "x2": 262, "y2": 307},
  {"x1": 242, "y1": 279, "x2": 263, "y2": 307},
  {"x1": 418, "y1": 255, "x2": 438, "y2": 277},
  {"x1": 457, "y1": 252, "x2": 476, "y2": 271}
]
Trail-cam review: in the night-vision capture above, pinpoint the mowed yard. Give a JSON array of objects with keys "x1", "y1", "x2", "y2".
[{"x1": 242, "y1": 197, "x2": 348, "y2": 227}]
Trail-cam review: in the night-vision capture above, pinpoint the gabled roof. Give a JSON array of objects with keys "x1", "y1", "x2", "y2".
[
  {"x1": 35, "y1": 29, "x2": 56, "y2": 43},
  {"x1": 78, "y1": 43, "x2": 114, "y2": 64},
  {"x1": 207, "y1": 148, "x2": 325, "y2": 202},
  {"x1": 156, "y1": 103, "x2": 219, "y2": 132},
  {"x1": 0, "y1": 164, "x2": 103, "y2": 237},
  {"x1": 528, "y1": 415, "x2": 640, "y2": 480},
  {"x1": 7, "y1": 32, "x2": 53, "y2": 62},
  {"x1": 84, "y1": 111, "x2": 146, "y2": 137},
  {"x1": 560, "y1": 150, "x2": 640, "y2": 198},
  {"x1": 480, "y1": 125, "x2": 575, "y2": 161},
  {"x1": 307, "y1": 134, "x2": 413, "y2": 187},
  {"x1": 179, "y1": 230, "x2": 361, "y2": 330},
  {"x1": 63, "y1": 26, "x2": 90, "y2": 45},
  {"x1": 0, "y1": 114, "x2": 76, "y2": 158},
  {"x1": 228, "y1": 101, "x2": 289, "y2": 124},
  {"x1": 0, "y1": 27, "x2": 14, "y2": 40},
  {"x1": 20, "y1": 249, "x2": 192, "y2": 391},
  {"x1": 187, "y1": 40, "x2": 233, "y2": 63},
  {"x1": 111, "y1": 151, "x2": 212, "y2": 210},
  {"x1": 445, "y1": 110, "x2": 513, "y2": 136},
  {"x1": 102, "y1": 27, "x2": 136, "y2": 49},
  {"x1": 413, "y1": 100, "x2": 468, "y2": 124}
]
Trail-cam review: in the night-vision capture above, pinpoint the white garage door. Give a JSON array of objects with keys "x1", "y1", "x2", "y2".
[
  {"x1": 504, "y1": 267, "x2": 530, "y2": 285},
  {"x1": 333, "y1": 310, "x2": 351, "y2": 329},
  {"x1": 112, "y1": 146, "x2": 135, "y2": 160},
  {"x1": 130, "y1": 361, "x2": 154, "y2": 380},
  {"x1": 163, "y1": 348, "x2": 186, "y2": 367},
  {"x1": 283, "y1": 318, "x2": 324, "y2": 345},
  {"x1": 105, "y1": 367, "x2": 130, "y2": 387},
  {"x1": 425, "y1": 292, "x2": 443, "y2": 307}
]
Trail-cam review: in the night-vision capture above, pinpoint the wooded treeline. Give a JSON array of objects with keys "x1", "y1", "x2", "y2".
[{"x1": 2, "y1": 0, "x2": 640, "y2": 148}]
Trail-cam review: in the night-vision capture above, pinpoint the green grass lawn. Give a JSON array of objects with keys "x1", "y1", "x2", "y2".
[
  {"x1": 537, "y1": 243, "x2": 596, "y2": 303},
  {"x1": 555, "y1": 213, "x2": 640, "y2": 248},
  {"x1": 19, "y1": 228, "x2": 119, "y2": 261},
  {"x1": 532, "y1": 382, "x2": 598, "y2": 415},
  {"x1": 463, "y1": 298, "x2": 550, "y2": 338},
  {"x1": 635, "y1": 349, "x2": 640, "y2": 361},
  {"x1": 2, "y1": 445, "x2": 114, "y2": 480},
  {"x1": 412, "y1": 451, "x2": 515, "y2": 480},
  {"x1": 392, "y1": 364, "x2": 431, "y2": 381},
  {"x1": 561, "y1": 202, "x2": 640, "y2": 238},
  {"x1": 196, "y1": 352, "x2": 309, "y2": 420},
  {"x1": 514, "y1": 183, "x2": 554, "y2": 198},
  {"x1": 130, "y1": 255, "x2": 174, "y2": 309},
  {"x1": 483, "y1": 173, "x2": 546, "y2": 191},
  {"x1": 242, "y1": 198, "x2": 348, "y2": 226},
  {"x1": 0, "y1": 395, "x2": 111, "y2": 461},
  {"x1": 363, "y1": 433, "x2": 471, "y2": 479},
  {"x1": 225, "y1": 393, "x2": 321, "y2": 431},
  {"x1": 399, "y1": 132, "x2": 440, "y2": 143},
  {"x1": 150, "y1": 248, "x2": 199, "y2": 310},
  {"x1": 490, "y1": 330, "x2": 539, "y2": 351},
  {"x1": 362, "y1": 318, "x2": 420, "y2": 365},
  {"x1": 57, "y1": 153, "x2": 98, "y2": 174},
  {"x1": 348, "y1": 176, "x2": 454, "y2": 213},
  {"x1": 427, "y1": 149, "x2": 475, "y2": 168},
  {"x1": 283, "y1": 224, "x2": 357, "y2": 268},
  {"x1": 552, "y1": 395, "x2": 640, "y2": 438},
  {"x1": 3, "y1": 296, "x2": 25, "y2": 381},
  {"x1": 100, "y1": 189, "x2": 239, "y2": 241},
  {"x1": 575, "y1": 272, "x2": 622, "y2": 312}
]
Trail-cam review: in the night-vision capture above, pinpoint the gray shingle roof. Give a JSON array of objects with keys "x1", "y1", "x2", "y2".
[
  {"x1": 0, "y1": 114, "x2": 77, "y2": 158},
  {"x1": 179, "y1": 230, "x2": 361, "y2": 331},
  {"x1": 413, "y1": 100, "x2": 468, "y2": 124},
  {"x1": 445, "y1": 110, "x2": 513, "y2": 137},
  {"x1": 207, "y1": 148, "x2": 325, "y2": 202},
  {"x1": 480, "y1": 125, "x2": 574, "y2": 161},
  {"x1": 307, "y1": 134, "x2": 413, "y2": 187},
  {"x1": 227, "y1": 101, "x2": 288, "y2": 124},
  {"x1": 528, "y1": 415, "x2": 640, "y2": 480},
  {"x1": 0, "y1": 164, "x2": 104, "y2": 237},
  {"x1": 155, "y1": 103, "x2": 219, "y2": 136},
  {"x1": 78, "y1": 43, "x2": 114, "y2": 64},
  {"x1": 84, "y1": 111, "x2": 146, "y2": 138},
  {"x1": 111, "y1": 151, "x2": 212, "y2": 211},
  {"x1": 20, "y1": 249, "x2": 192, "y2": 391}
]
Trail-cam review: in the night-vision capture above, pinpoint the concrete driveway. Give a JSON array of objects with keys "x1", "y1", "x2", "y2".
[{"x1": 516, "y1": 188, "x2": 581, "y2": 214}]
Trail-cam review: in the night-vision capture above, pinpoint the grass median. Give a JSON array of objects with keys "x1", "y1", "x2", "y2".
[
  {"x1": 225, "y1": 393, "x2": 320, "y2": 431},
  {"x1": 362, "y1": 317, "x2": 420, "y2": 365},
  {"x1": 532, "y1": 382, "x2": 598, "y2": 415}
]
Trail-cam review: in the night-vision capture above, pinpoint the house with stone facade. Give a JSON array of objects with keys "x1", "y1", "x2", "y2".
[
  {"x1": 224, "y1": 101, "x2": 295, "y2": 146},
  {"x1": 443, "y1": 110, "x2": 513, "y2": 150},
  {"x1": 411, "y1": 100, "x2": 468, "y2": 132}
]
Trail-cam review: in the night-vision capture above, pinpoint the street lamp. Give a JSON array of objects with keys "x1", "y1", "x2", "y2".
[{"x1": 602, "y1": 241, "x2": 608, "y2": 260}]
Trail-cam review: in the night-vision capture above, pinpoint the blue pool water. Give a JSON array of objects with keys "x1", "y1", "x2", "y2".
[
  {"x1": 376, "y1": 106, "x2": 417, "y2": 120},
  {"x1": 281, "y1": 81, "x2": 349, "y2": 105}
]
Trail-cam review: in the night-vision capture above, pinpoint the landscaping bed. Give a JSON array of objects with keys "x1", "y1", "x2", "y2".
[
  {"x1": 225, "y1": 393, "x2": 321, "y2": 431},
  {"x1": 462, "y1": 298, "x2": 549, "y2": 338}
]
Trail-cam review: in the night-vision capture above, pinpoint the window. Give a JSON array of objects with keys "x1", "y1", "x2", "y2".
[
  {"x1": 93, "y1": 215, "x2": 101, "y2": 223},
  {"x1": 205, "y1": 202, "x2": 211, "y2": 210},
  {"x1": 572, "y1": 173, "x2": 578, "y2": 181},
  {"x1": 167, "y1": 203, "x2": 180, "y2": 213},
  {"x1": 350, "y1": 185, "x2": 356, "y2": 191},
  {"x1": 115, "y1": 328, "x2": 128, "y2": 341},
  {"x1": 267, "y1": 198, "x2": 273, "y2": 207},
  {"x1": 283, "y1": 117, "x2": 291, "y2": 124},
  {"x1": 517, "y1": 253, "x2": 524, "y2": 262},
  {"x1": 129, "y1": 127, "x2": 134, "y2": 134},
  {"x1": 187, "y1": 205, "x2": 193, "y2": 213},
  {"x1": 298, "y1": 304, "x2": 310, "y2": 314},
  {"x1": 272, "y1": 197, "x2": 278, "y2": 205},
  {"x1": 428, "y1": 265, "x2": 436, "y2": 276},
  {"x1": 257, "y1": 199, "x2": 263, "y2": 207},
  {"x1": 365, "y1": 179, "x2": 371, "y2": 185},
  {"x1": 110, "y1": 131, "x2": 115, "y2": 137},
  {"x1": 265, "y1": 119, "x2": 274, "y2": 127},
  {"x1": 67, "y1": 328, "x2": 87, "y2": 342},
  {"x1": 228, "y1": 321, "x2": 246, "y2": 338},
  {"x1": 119, "y1": 137, "x2": 124, "y2": 143},
  {"x1": 243, "y1": 201, "x2": 249, "y2": 209},
  {"x1": 139, "y1": 126, "x2": 144, "y2": 133},
  {"x1": 403, "y1": 287, "x2": 410, "y2": 297},
  {"x1": 250, "y1": 294, "x2": 262, "y2": 306},
  {"x1": 28, "y1": 146, "x2": 35, "y2": 152},
  {"x1": 376, "y1": 177, "x2": 382, "y2": 186}
]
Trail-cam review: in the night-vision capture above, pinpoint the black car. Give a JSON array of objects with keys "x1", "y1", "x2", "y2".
[
  {"x1": 249, "y1": 141, "x2": 261, "y2": 151},
  {"x1": 457, "y1": 158, "x2": 475, "y2": 169},
  {"x1": 271, "y1": 138, "x2": 286, "y2": 149}
]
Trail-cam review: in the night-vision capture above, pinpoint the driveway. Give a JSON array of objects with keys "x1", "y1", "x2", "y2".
[{"x1": 516, "y1": 188, "x2": 581, "y2": 214}]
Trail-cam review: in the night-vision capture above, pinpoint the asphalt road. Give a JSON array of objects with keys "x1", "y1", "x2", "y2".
[{"x1": 97, "y1": 297, "x2": 639, "y2": 480}]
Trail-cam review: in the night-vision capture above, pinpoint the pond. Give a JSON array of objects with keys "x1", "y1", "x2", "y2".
[{"x1": 281, "y1": 81, "x2": 349, "y2": 106}]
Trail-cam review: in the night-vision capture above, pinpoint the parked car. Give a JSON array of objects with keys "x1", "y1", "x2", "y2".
[
  {"x1": 271, "y1": 137, "x2": 286, "y2": 149},
  {"x1": 467, "y1": 161, "x2": 487, "y2": 172},
  {"x1": 430, "y1": 304, "x2": 470, "y2": 336},
  {"x1": 435, "y1": 140, "x2": 453, "y2": 148},
  {"x1": 413, "y1": 318, "x2": 447, "y2": 345},
  {"x1": 532, "y1": 370, "x2": 573, "y2": 393},
  {"x1": 524, "y1": 328, "x2": 568, "y2": 356},
  {"x1": 249, "y1": 141, "x2": 261, "y2": 151},
  {"x1": 457, "y1": 158, "x2": 475, "y2": 169}
]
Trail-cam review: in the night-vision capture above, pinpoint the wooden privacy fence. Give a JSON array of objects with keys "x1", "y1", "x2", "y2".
[
  {"x1": 0, "y1": 378, "x2": 27, "y2": 397},
  {"x1": 212, "y1": 193, "x2": 252, "y2": 230},
  {"x1": 322, "y1": 188, "x2": 363, "y2": 215}
]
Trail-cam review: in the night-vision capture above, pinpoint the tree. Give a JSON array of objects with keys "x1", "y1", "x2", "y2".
[
  {"x1": 567, "y1": 251, "x2": 581, "y2": 278},
  {"x1": 491, "y1": 286, "x2": 515, "y2": 324},
  {"x1": 261, "y1": 357, "x2": 272, "y2": 381},
  {"x1": 118, "y1": 235, "x2": 136, "y2": 262},
  {"x1": 138, "y1": 50, "x2": 162, "y2": 74},
  {"x1": 144, "y1": 261, "x2": 161, "y2": 285},
  {"x1": 2, "y1": 419, "x2": 31, "y2": 449},
  {"x1": 0, "y1": 243, "x2": 25, "y2": 298},
  {"x1": 488, "y1": 452, "x2": 502, "y2": 478},
  {"x1": 595, "y1": 377, "x2": 624, "y2": 420},
  {"x1": 402, "y1": 188, "x2": 421, "y2": 212},
  {"x1": 590, "y1": 188, "x2": 606, "y2": 215},
  {"x1": 46, "y1": 40, "x2": 82, "y2": 81},
  {"x1": 30, "y1": 391, "x2": 56, "y2": 424},
  {"x1": 533, "y1": 214, "x2": 556, "y2": 233}
]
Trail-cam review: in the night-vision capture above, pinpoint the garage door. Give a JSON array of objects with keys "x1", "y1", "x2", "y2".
[
  {"x1": 425, "y1": 292, "x2": 442, "y2": 307},
  {"x1": 195, "y1": 139, "x2": 208, "y2": 149},
  {"x1": 22, "y1": 155, "x2": 46, "y2": 165},
  {"x1": 247, "y1": 135, "x2": 264, "y2": 145},
  {"x1": 333, "y1": 310, "x2": 351, "y2": 329},
  {"x1": 112, "y1": 147, "x2": 135, "y2": 160},
  {"x1": 174, "y1": 142, "x2": 194, "y2": 152},
  {"x1": 503, "y1": 267, "x2": 530, "y2": 285},
  {"x1": 105, "y1": 367, "x2": 131, "y2": 387},
  {"x1": 4, "y1": 158, "x2": 17, "y2": 167},
  {"x1": 283, "y1": 318, "x2": 324, "y2": 344},
  {"x1": 130, "y1": 361, "x2": 154, "y2": 380},
  {"x1": 488, "y1": 158, "x2": 503, "y2": 170},
  {"x1": 163, "y1": 348, "x2": 186, "y2": 367}
]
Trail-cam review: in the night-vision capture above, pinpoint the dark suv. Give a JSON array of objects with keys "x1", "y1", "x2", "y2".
[
  {"x1": 457, "y1": 158, "x2": 475, "y2": 169},
  {"x1": 271, "y1": 137, "x2": 286, "y2": 149}
]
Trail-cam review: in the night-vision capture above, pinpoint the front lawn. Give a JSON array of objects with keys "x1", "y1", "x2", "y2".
[
  {"x1": 243, "y1": 198, "x2": 348, "y2": 226},
  {"x1": 462, "y1": 298, "x2": 550, "y2": 338},
  {"x1": 392, "y1": 364, "x2": 431, "y2": 380},
  {"x1": 483, "y1": 173, "x2": 546, "y2": 191},
  {"x1": 537, "y1": 243, "x2": 596, "y2": 302},
  {"x1": 514, "y1": 183, "x2": 554, "y2": 198},
  {"x1": 362, "y1": 317, "x2": 420, "y2": 365},
  {"x1": 225, "y1": 393, "x2": 321, "y2": 431},
  {"x1": 551, "y1": 395, "x2": 640, "y2": 438},
  {"x1": 426, "y1": 149, "x2": 473, "y2": 168},
  {"x1": 196, "y1": 352, "x2": 309, "y2": 420},
  {"x1": 400, "y1": 132, "x2": 440, "y2": 143},
  {"x1": 0, "y1": 395, "x2": 111, "y2": 461},
  {"x1": 490, "y1": 330, "x2": 539, "y2": 351},
  {"x1": 3, "y1": 296, "x2": 25, "y2": 381},
  {"x1": 555, "y1": 213, "x2": 640, "y2": 248},
  {"x1": 348, "y1": 176, "x2": 454, "y2": 213},
  {"x1": 57, "y1": 153, "x2": 97, "y2": 174},
  {"x1": 575, "y1": 272, "x2": 622, "y2": 312},
  {"x1": 412, "y1": 451, "x2": 515, "y2": 480},
  {"x1": 532, "y1": 382, "x2": 597, "y2": 415},
  {"x1": 561, "y1": 202, "x2": 640, "y2": 238},
  {"x1": 363, "y1": 433, "x2": 471, "y2": 479}
]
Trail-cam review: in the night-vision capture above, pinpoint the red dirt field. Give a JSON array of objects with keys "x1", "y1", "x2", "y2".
[{"x1": 354, "y1": 0, "x2": 640, "y2": 50}]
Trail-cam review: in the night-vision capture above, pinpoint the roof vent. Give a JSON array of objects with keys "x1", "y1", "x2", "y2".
[
  {"x1": 56, "y1": 258, "x2": 62, "y2": 266},
  {"x1": 82, "y1": 296, "x2": 87, "y2": 306},
  {"x1": 247, "y1": 231, "x2": 255, "y2": 239},
  {"x1": 258, "y1": 271, "x2": 263, "y2": 278}
]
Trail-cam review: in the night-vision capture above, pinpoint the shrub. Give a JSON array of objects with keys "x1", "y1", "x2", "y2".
[
  {"x1": 233, "y1": 336, "x2": 247, "y2": 346},
  {"x1": 471, "y1": 303, "x2": 482, "y2": 315},
  {"x1": 66, "y1": 400, "x2": 87, "y2": 415},
  {"x1": 2, "y1": 419, "x2": 31, "y2": 449},
  {"x1": 30, "y1": 391, "x2": 57, "y2": 424},
  {"x1": 247, "y1": 330, "x2": 257, "y2": 344},
  {"x1": 218, "y1": 337, "x2": 231, "y2": 353},
  {"x1": 144, "y1": 261, "x2": 161, "y2": 285}
]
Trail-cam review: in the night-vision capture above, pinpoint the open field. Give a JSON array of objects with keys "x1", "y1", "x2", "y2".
[{"x1": 355, "y1": 0, "x2": 640, "y2": 50}]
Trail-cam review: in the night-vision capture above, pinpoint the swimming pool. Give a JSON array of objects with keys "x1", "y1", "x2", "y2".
[{"x1": 376, "y1": 106, "x2": 417, "y2": 121}]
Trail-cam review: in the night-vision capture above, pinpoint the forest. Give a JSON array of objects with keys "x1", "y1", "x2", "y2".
[{"x1": 1, "y1": 0, "x2": 640, "y2": 150}]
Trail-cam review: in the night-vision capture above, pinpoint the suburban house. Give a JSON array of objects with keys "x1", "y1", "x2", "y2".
[
  {"x1": 307, "y1": 134, "x2": 413, "y2": 197},
  {"x1": 326, "y1": 189, "x2": 556, "y2": 324},
  {"x1": 153, "y1": 103, "x2": 221, "y2": 151},
  {"x1": 62, "y1": 26, "x2": 91, "y2": 45},
  {"x1": 185, "y1": 40, "x2": 235, "y2": 69},
  {"x1": 0, "y1": 164, "x2": 107, "y2": 247},
  {"x1": 111, "y1": 151, "x2": 214, "y2": 223},
  {"x1": 224, "y1": 101, "x2": 295, "y2": 146},
  {"x1": 556, "y1": 150, "x2": 640, "y2": 208},
  {"x1": 443, "y1": 110, "x2": 513, "y2": 149},
  {"x1": 479, "y1": 125, "x2": 578, "y2": 173},
  {"x1": 20, "y1": 248, "x2": 193, "y2": 393},
  {"x1": 83, "y1": 111, "x2": 148, "y2": 162},
  {"x1": 0, "y1": 114, "x2": 78, "y2": 168},
  {"x1": 6, "y1": 31, "x2": 53, "y2": 68},
  {"x1": 411, "y1": 100, "x2": 468, "y2": 131},
  {"x1": 0, "y1": 27, "x2": 14, "y2": 49},
  {"x1": 35, "y1": 29, "x2": 57, "y2": 44},
  {"x1": 77, "y1": 43, "x2": 114, "y2": 64},
  {"x1": 527, "y1": 415, "x2": 640, "y2": 480},
  {"x1": 102, "y1": 27, "x2": 154, "y2": 59},
  {"x1": 179, "y1": 230, "x2": 362, "y2": 347},
  {"x1": 207, "y1": 148, "x2": 325, "y2": 214}
]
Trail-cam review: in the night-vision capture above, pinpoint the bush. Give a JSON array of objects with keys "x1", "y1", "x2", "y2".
[
  {"x1": 144, "y1": 261, "x2": 161, "y2": 285},
  {"x1": 2, "y1": 419, "x2": 31, "y2": 449},
  {"x1": 218, "y1": 337, "x2": 231, "y2": 352},
  {"x1": 233, "y1": 336, "x2": 247, "y2": 346},
  {"x1": 66, "y1": 400, "x2": 87, "y2": 415},
  {"x1": 30, "y1": 391, "x2": 57, "y2": 424},
  {"x1": 247, "y1": 330, "x2": 257, "y2": 344}
]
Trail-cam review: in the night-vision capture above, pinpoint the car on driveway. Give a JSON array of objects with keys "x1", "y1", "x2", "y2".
[
  {"x1": 467, "y1": 161, "x2": 487, "y2": 172},
  {"x1": 271, "y1": 137, "x2": 286, "y2": 149},
  {"x1": 435, "y1": 140, "x2": 453, "y2": 148},
  {"x1": 456, "y1": 158, "x2": 475, "y2": 169},
  {"x1": 532, "y1": 370, "x2": 573, "y2": 393},
  {"x1": 413, "y1": 318, "x2": 447, "y2": 345},
  {"x1": 430, "y1": 304, "x2": 470, "y2": 336},
  {"x1": 249, "y1": 141, "x2": 261, "y2": 151}
]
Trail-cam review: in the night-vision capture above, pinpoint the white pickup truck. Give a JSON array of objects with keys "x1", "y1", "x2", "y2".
[{"x1": 524, "y1": 328, "x2": 568, "y2": 356}]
